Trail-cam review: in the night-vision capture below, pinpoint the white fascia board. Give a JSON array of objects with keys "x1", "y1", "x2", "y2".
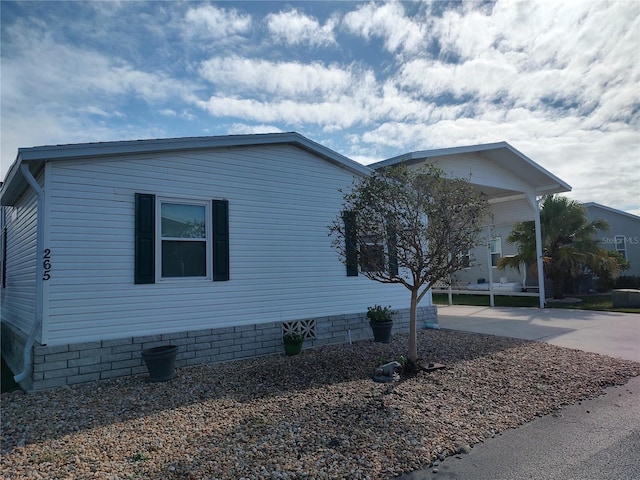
[
  {"x1": 536, "y1": 183, "x2": 571, "y2": 195},
  {"x1": 374, "y1": 141, "x2": 571, "y2": 195},
  {"x1": 0, "y1": 154, "x2": 31, "y2": 206},
  {"x1": 500, "y1": 144, "x2": 571, "y2": 194},
  {"x1": 371, "y1": 142, "x2": 511, "y2": 169}
]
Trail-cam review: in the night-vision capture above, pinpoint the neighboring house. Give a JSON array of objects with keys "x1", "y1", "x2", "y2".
[
  {"x1": 372, "y1": 143, "x2": 571, "y2": 304},
  {"x1": 584, "y1": 202, "x2": 640, "y2": 277},
  {"x1": 0, "y1": 133, "x2": 435, "y2": 391}
]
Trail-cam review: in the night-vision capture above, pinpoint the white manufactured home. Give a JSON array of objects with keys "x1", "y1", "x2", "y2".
[
  {"x1": 1, "y1": 132, "x2": 568, "y2": 391},
  {"x1": 1, "y1": 133, "x2": 436, "y2": 391}
]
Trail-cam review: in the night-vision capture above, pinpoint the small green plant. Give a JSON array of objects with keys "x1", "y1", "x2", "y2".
[
  {"x1": 132, "y1": 452, "x2": 150, "y2": 462},
  {"x1": 283, "y1": 332, "x2": 304, "y2": 342},
  {"x1": 366, "y1": 305, "x2": 394, "y2": 323}
]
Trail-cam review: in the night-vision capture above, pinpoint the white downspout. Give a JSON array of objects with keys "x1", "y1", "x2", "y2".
[
  {"x1": 13, "y1": 163, "x2": 45, "y2": 383},
  {"x1": 528, "y1": 193, "x2": 546, "y2": 308}
]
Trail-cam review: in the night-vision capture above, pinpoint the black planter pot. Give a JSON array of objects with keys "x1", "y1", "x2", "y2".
[
  {"x1": 283, "y1": 338, "x2": 304, "y2": 356},
  {"x1": 141, "y1": 345, "x2": 178, "y2": 382},
  {"x1": 370, "y1": 321, "x2": 393, "y2": 343}
]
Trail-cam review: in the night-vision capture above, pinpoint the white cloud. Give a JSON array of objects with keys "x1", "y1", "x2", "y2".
[
  {"x1": 160, "y1": 109, "x2": 196, "y2": 121},
  {"x1": 194, "y1": 95, "x2": 363, "y2": 129},
  {"x1": 266, "y1": 9, "x2": 337, "y2": 47},
  {"x1": 1, "y1": 1, "x2": 638, "y2": 215},
  {"x1": 227, "y1": 123, "x2": 284, "y2": 135},
  {"x1": 0, "y1": 17, "x2": 193, "y2": 171},
  {"x1": 342, "y1": 1, "x2": 426, "y2": 54},
  {"x1": 199, "y1": 56, "x2": 355, "y2": 99},
  {"x1": 184, "y1": 5, "x2": 251, "y2": 40}
]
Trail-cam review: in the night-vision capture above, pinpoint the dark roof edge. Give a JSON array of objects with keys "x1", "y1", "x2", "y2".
[
  {"x1": 1, "y1": 133, "x2": 371, "y2": 205},
  {"x1": 583, "y1": 202, "x2": 640, "y2": 220},
  {"x1": 13, "y1": 132, "x2": 369, "y2": 174}
]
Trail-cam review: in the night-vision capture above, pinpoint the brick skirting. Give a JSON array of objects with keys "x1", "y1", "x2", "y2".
[{"x1": 4, "y1": 306, "x2": 438, "y2": 391}]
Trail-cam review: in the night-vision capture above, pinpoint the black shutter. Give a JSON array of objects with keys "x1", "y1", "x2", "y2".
[
  {"x1": 212, "y1": 199, "x2": 229, "y2": 281},
  {"x1": 343, "y1": 211, "x2": 358, "y2": 277},
  {"x1": 135, "y1": 193, "x2": 155, "y2": 284}
]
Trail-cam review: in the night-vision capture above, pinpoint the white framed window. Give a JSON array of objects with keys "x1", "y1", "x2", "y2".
[
  {"x1": 361, "y1": 235, "x2": 385, "y2": 273},
  {"x1": 459, "y1": 250, "x2": 472, "y2": 269},
  {"x1": 615, "y1": 235, "x2": 627, "y2": 259},
  {"x1": 157, "y1": 198, "x2": 210, "y2": 280},
  {"x1": 490, "y1": 237, "x2": 502, "y2": 268}
]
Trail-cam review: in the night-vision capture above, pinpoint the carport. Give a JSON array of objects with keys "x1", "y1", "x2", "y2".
[{"x1": 372, "y1": 142, "x2": 572, "y2": 308}]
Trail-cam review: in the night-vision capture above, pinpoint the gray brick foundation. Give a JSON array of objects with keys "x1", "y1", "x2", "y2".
[{"x1": 6, "y1": 305, "x2": 438, "y2": 391}]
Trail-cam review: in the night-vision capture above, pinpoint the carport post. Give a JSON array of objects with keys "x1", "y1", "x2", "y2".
[
  {"x1": 487, "y1": 229, "x2": 495, "y2": 307},
  {"x1": 528, "y1": 193, "x2": 546, "y2": 308}
]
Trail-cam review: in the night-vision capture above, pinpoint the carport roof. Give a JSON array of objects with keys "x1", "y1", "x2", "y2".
[{"x1": 371, "y1": 141, "x2": 571, "y2": 199}]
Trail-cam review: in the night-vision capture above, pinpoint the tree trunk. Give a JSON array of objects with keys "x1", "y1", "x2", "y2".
[{"x1": 408, "y1": 288, "x2": 418, "y2": 364}]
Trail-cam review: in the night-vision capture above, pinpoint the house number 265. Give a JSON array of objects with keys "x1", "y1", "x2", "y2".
[{"x1": 43, "y1": 249, "x2": 52, "y2": 281}]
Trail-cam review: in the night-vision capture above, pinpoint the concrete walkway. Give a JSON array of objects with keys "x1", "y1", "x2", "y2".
[
  {"x1": 396, "y1": 306, "x2": 640, "y2": 480},
  {"x1": 437, "y1": 305, "x2": 640, "y2": 362}
]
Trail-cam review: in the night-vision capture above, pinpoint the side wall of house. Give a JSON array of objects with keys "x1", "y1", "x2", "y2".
[
  {"x1": 43, "y1": 144, "x2": 422, "y2": 346},
  {"x1": 0, "y1": 176, "x2": 40, "y2": 376},
  {"x1": 586, "y1": 206, "x2": 640, "y2": 277}
]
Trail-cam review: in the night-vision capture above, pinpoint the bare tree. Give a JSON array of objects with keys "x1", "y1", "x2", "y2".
[{"x1": 329, "y1": 164, "x2": 490, "y2": 368}]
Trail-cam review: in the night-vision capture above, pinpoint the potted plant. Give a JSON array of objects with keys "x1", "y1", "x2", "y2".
[
  {"x1": 283, "y1": 332, "x2": 304, "y2": 356},
  {"x1": 141, "y1": 345, "x2": 179, "y2": 382},
  {"x1": 367, "y1": 305, "x2": 394, "y2": 343}
]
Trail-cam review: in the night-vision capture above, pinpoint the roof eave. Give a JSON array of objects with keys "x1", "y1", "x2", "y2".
[
  {"x1": 372, "y1": 142, "x2": 572, "y2": 195},
  {"x1": 1, "y1": 133, "x2": 372, "y2": 205},
  {"x1": 0, "y1": 154, "x2": 28, "y2": 206}
]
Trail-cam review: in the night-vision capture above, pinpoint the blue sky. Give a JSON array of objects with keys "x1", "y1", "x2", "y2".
[{"x1": 1, "y1": 1, "x2": 639, "y2": 215}]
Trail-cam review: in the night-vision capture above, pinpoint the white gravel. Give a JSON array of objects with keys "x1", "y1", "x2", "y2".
[{"x1": 2, "y1": 329, "x2": 639, "y2": 480}]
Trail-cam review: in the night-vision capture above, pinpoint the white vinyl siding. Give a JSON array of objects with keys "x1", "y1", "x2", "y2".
[
  {"x1": 0, "y1": 184, "x2": 39, "y2": 336},
  {"x1": 44, "y1": 144, "x2": 411, "y2": 345},
  {"x1": 410, "y1": 154, "x2": 534, "y2": 196}
]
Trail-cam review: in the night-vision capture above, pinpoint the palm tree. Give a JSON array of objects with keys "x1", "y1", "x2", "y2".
[{"x1": 498, "y1": 195, "x2": 620, "y2": 298}]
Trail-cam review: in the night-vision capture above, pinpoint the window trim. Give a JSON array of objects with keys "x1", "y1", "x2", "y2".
[
  {"x1": 156, "y1": 197, "x2": 212, "y2": 282},
  {"x1": 360, "y1": 235, "x2": 386, "y2": 273},
  {"x1": 459, "y1": 249, "x2": 472, "y2": 269},
  {"x1": 615, "y1": 235, "x2": 627, "y2": 259},
  {"x1": 490, "y1": 237, "x2": 502, "y2": 268}
]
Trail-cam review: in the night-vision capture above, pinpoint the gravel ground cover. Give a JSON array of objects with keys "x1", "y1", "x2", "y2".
[{"x1": 2, "y1": 329, "x2": 639, "y2": 480}]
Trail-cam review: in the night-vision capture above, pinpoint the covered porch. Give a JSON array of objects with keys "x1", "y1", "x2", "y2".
[{"x1": 372, "y1": 142, "x2": 571, "y2": 308}]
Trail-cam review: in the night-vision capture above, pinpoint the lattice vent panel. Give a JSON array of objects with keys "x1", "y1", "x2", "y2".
[{"x1": 282, "y1": 319, "x2": 316, "y2": 339}]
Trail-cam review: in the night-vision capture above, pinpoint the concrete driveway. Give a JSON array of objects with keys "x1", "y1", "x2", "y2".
[
  {"x1": 396, "y1": 306, "x2": 640, "y2": 480},
  {"x1": 436, "y1": 305, "x2": 640, "y2": 362}
]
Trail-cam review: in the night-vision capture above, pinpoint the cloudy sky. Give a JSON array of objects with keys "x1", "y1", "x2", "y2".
[{"x1": 1, "y1": 1, "x2": 639, "y2": 215}]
